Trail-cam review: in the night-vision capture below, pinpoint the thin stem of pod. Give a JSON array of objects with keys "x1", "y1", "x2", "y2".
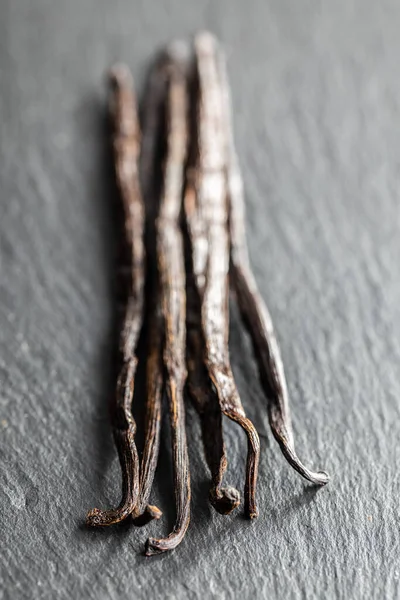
[
  {"x1": 184, "y1": 50, "x2": 240, "y2": 514},
  {"x1": 131, "y1": 291, "x2": 164, "y2": 526},
  {"x1": 87, "y1": 65, "x2": 147, "y2": 527},
  {"x1": 218, "y1": 50, "x2": 329, "y2": 486},
  {"x1": 131, "y1": 56, "x2": 172, "y2": 526},
  {"x1": 145, "y1": 43, "x2": 191, "y2": 556},
  {"x1": 184, "y1": 32, "x2": 260, "y2": 519},
  {"x1": 185, "y1": 278, "x2": 241, "y2": 515}
]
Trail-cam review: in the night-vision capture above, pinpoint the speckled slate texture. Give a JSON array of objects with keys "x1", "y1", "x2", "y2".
[{"x1": 1, "y1": 1, "x2": 400, "y2": 598}]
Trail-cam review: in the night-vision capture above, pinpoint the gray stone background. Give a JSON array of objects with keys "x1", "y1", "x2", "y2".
[{"x1": 1, "y1": 1, "x2": 399, "y2": 598}]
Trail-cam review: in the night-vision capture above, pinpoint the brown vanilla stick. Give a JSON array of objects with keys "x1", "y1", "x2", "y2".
[
  {"x1": 145, "y1": 44, "x2": 191, "y2": 555},
  {"x1": 186, "y1": 274, "x2": 241, "y2": 515},
  {"x1": 131, "y1": 56, "x2": 171, "y2": 527},
  {"x1": 184, "y1": 50, "x2": 240, "y2": 514},
  {"x1": 218, "y1": 51, "x2": 329, "y2": 486},
  {"x1": 184, "y1": 32, "x2": 260, "y2": 519},
  {"x1": 87, "y1": 66, "x2": 146, "y2": 527},
  {"x1": 131, "y1": 291, "x2": 164, "y2": 526}
]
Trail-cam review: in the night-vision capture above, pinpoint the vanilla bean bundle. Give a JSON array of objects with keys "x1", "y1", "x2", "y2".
[{"x1": 86, "y1": 32, "x2": 329, "y2": 556}]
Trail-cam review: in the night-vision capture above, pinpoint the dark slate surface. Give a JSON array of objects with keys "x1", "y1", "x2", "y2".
[{"x1": 1, "y1": 1, "x2": 399, "y2": 598}]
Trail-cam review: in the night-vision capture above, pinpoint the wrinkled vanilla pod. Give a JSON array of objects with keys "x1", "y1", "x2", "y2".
[
  {"x1": 131, "y1": 288, "x2": 164, "y2": 526},
  {"x1": 184, "y1": 32, "x2": 260, "y2": 519},
  {"x1": 185, "y1": 275, "x2": 241, "y2": 515},
  {"x1": 218, "y1": 50, "x2": 329, "y2": 486},
  {"x1": 85, "y1": 31, "x2": 329, "y2": 557},
  {"x1": 87, "y1": 66, "x2": 150, "y2": 527},
  {"x1": 184, "y1": 53, "x2": 240, "y2": 516},
  {"x1": 131, "y1": 56, "x2": 170, "y2": 527},
  {"x1": 145, "y1": 44, "x2": 191, "y2": 555}
]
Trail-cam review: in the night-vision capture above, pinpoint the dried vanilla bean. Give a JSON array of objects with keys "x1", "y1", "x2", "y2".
[
  {"x1": 186, "y1": 276, "x2": 241, "y2": 515},
  {"x1": 131, "y1": 292, "x2": 164, "y2": 526},
  {"x1": 218, "y1": 51, "x2": 329, "y2": 486},
  {"x1": 85, "y1": 31, "x2": 328, "y2": 558},
  {"x1": 145, "y1": 45, "x2": 191, "y2": 555},
  {"x1": 87, "y1": 66, "x2": 147, "y2": 527},
  {"x1": 184, "y1": 49, "x2": 240, "y2": 516},
  {"x1": 184, "y1": 32, "x2": 260, "y2": 519},
  {"x1": 131, "y1": 57, "x2": 170, "y2": 526}
]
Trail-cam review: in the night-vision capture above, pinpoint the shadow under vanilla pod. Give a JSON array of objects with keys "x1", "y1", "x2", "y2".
[{"x1": 86, "y1": 32, "x2": 329, "y2": 556}]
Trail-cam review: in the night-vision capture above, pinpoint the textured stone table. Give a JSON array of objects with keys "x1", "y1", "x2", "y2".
[{"x1": 1, "y1": 1, "x2": 399, "y2": 598}]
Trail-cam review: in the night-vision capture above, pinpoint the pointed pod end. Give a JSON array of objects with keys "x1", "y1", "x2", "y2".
[
  {"x1": 243, "y1": 502, "x2": 259, "y2": 520},
  {"x1": 195, "y1": 31, "x2": 218, "y2": 55},
  {"x1": 86, "y1": 508, "x2": 105, "y2": 527},
  {"x1": 210, "y1": 486, "x2": 241, "y2": 516},
  {"x1": 166, "y1": 40, "x2": 191, "y2": 64},
  {"x1": 144, "y1": 537, "x2": 165, "y2": 557},
  {"x1": 314, "y1": 470, "x2": 330, "y2": 486},
  {"x1": 272, "y1": 430, "x2": 330, "y2": 487},
  {"x1": 146, "y1": 504, "x2": 163, "y2": 520},
  {"x1": 132, "y1": 504, "x2": 163, "y2": 527},
  {"x1": 108, "y1": 63, "x2": 133, "y2": 89}
]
